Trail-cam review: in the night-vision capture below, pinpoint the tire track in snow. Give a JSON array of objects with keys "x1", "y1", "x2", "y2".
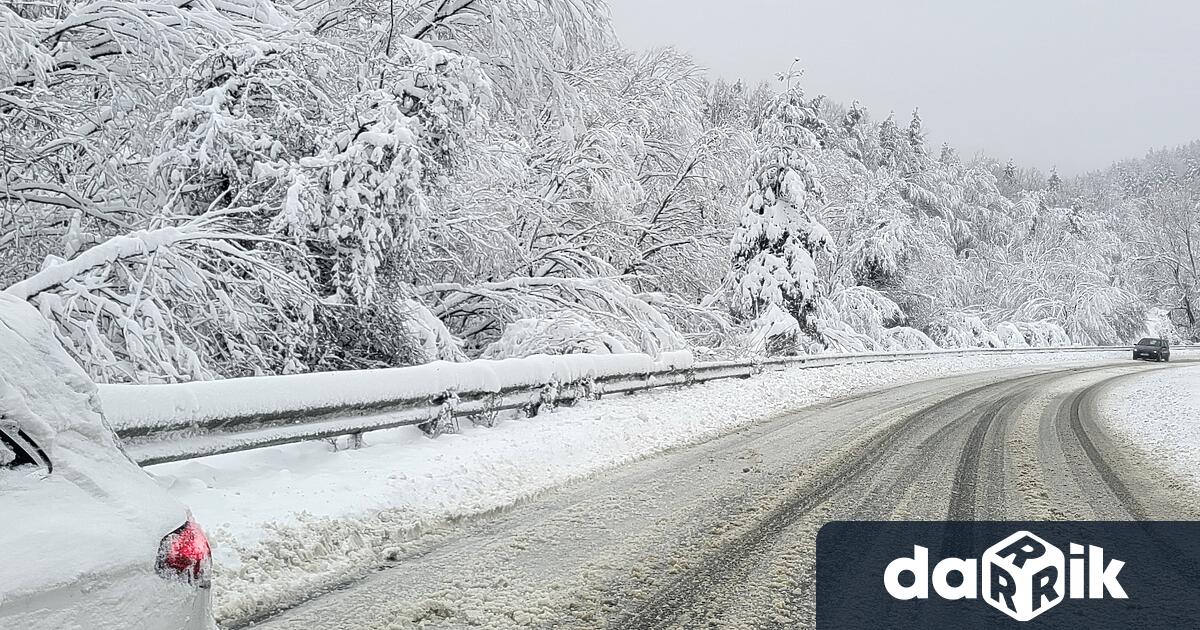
[
  {"x1": 619, "y1": 364, "x2": 1184, "y2": 629},
  {"x1": 618, "y1": 371, "x2": 1086, "y2": 629}
]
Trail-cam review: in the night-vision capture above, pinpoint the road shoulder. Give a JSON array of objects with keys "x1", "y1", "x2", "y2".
[{"x1": 1094, "y1": 362, "x2": 1200, "y2": 502}]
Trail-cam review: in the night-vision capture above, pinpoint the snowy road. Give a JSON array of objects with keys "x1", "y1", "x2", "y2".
[{"x1": 243, "y1": 360, "x2": 1200, "y2": 630}]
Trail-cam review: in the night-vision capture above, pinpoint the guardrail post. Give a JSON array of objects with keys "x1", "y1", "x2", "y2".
[
  {"x1": 326, "y1": 432, "x2": 365, "y2": 451},
  {"x1": 525, "y1": 381, "x2": 561, "y2": 417},
  {"x1": 560, "y1": 379, "x2": 583, "y2": 407},
  {"x1": 420, "y1": 391, "x2": 460, "y2": 437},
  {"x1": 589, "y1": 377, "x2": 604, "y2": 401},
  {"x1": 582, "y1": 376, "x2": 599, "y2": 401},
  {"x1": 469, "y1": 393, "x2": 502, "y2": 428}
]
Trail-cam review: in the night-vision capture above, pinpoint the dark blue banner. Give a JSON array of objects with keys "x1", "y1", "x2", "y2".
[{"x1": 817, "y1": 521, "x2": 1200, "y2": 629}]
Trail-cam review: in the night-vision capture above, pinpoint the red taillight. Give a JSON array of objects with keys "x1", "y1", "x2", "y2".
[{"x1": 156, "y1": 518, "x2": 212, "y2": 588}]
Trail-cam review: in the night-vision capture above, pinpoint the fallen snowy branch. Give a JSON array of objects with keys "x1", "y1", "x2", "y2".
[
  {"x1": 3, "y1": 213, "x2": 313, "y2": 383},
  {"x1": 5, "y1": 226, "x2": 214, "y2": 300}
]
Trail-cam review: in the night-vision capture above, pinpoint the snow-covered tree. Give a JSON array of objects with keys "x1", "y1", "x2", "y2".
[
  {"x1": 838, "y1": 100, "x2": 869, "y2": 163},
  {"x1": 877, "y1": 114, "x2": 907, "y2": 173},
  {"x1": 4, "y1": 0, "x2": 1190, "y2": 378},
  {"x1": 154, "y1": 39, "x2": 337, "y2": 219},
  {"x1": 3, "y1": 213, "x2": 313, "y2": 382},
  {"x1": 907, "y1": 109, "x2": 927, "y2": 157},
  {"x1": 1003, "y1": 158, "x2": 1018, "y2": 181},
  {"x1": 730, "y1": 70, "x2": 831, "y2": 354},
  {"x1": 1048, "y1": 166, "x2": 1063, "y2": 192},
  {"x1": 275, "y1": 38, "x2": 490, "y2": 306},
  {"x1": 703, "y1": 78, "x2": 772, "y2": 131}
]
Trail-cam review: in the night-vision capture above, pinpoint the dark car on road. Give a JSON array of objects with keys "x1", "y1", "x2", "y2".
[{"x1": 1133, "y1": 337, "x2": 1171, "y2": 362}]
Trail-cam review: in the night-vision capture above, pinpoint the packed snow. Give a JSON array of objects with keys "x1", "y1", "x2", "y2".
[{"x1": 146, "y1": 349, "x2": 1126, "y2": 624}]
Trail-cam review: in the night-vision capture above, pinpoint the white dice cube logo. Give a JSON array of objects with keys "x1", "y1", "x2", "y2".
[{"x1": 982, "y1": 531, "x2": 1065, "y2": 621}]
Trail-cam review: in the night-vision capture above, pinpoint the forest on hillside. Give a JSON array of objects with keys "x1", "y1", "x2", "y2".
[{"x1": 2, "y1": 0, "x2": 1198, "y2": 383}]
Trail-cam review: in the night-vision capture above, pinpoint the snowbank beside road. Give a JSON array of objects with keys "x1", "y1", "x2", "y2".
[
  {"x1": 1096, "y1": 364, "x2": 1200, "y2": 492},
  {"x1": 148, "y1": 350, "x2": 1125, "y2": 625}
]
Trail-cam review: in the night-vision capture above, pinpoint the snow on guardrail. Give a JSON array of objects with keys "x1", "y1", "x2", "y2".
[
  {"x1": 102, "y1": 350, "x2": 694, "y2": 435},
  {"x1": 102, "y1": 345, "x2": 1188, "y2": 466}
]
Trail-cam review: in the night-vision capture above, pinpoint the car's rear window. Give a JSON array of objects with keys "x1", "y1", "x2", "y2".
[{"x1": 1137, "y1": 338, "x2": 1162, "y2": 346}]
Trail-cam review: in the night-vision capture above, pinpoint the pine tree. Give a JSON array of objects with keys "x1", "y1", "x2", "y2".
[
  {"x1": 939, "y1": 142, "x2": 959, "y2": 166},
  {"x1": 730, "y1": 70, "x2": 831, "y2": 353},
  {"x1": 907, "y1": 108, "x2": 927, "y2": 156},
  {"x1": 808, "y1": 94, "x2": 832, "y2": 147},
  {"x1": 841, "y1": 100, "x2": 867, "y2": 162},
  {"x1": 878, "y1": 113, "x2": 905, "y2": 171},
  {"x1": 1004, "y1": 158, "x2": 1018, "y2": 181},
  {"x1": 1048, "y1": 166, "x2": 1062, "y2": 192},
  {"x1": 878, "y1": 111, "x2": 928, "y2": 175}
]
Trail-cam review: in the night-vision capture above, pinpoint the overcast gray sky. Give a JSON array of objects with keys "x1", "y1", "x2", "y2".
[{"x1": 607, "y1": 0, "x2": 1200, "y2": 175}]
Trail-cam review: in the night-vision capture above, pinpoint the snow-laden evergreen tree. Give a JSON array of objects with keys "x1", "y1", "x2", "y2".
[
  {"x1": 877, "y1": 113, "x2": 905, "y2": 172},
  {"x1": 1048, "y1": 166, "x2": 1063, "y2": 192},
  {"x1": 939, "y1": 142, "x2": 959, "y2": 166},
  {"x1": 907, "y1": 109, "x2": 928, "y2": 157},
  {"x1": 1004, "y1": 158, "x2": 1018, "y2": 181},
  {"x1": 839, "y1": 100, "x2": 868, "y2": 162},
  {"x1": 730, "y1": 70, "x2": 831, "y2": 354}
]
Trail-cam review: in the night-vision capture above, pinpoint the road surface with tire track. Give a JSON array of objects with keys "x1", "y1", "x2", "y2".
[{"x1": 246, "y1": 360, "x2": 1200, "y2": 630}]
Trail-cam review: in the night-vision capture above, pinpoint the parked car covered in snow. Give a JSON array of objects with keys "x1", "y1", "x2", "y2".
[
  {"x1": 0, "y1": 294, "x2": 214, "y2": 630},
  {"x1": 1132, "y1": 337, "x2": 1171, "y2": 362}
]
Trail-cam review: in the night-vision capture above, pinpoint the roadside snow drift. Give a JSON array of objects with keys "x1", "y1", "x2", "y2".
[{"x1": 1097, "y1": 364, "x2": 1200, "y2": 492}]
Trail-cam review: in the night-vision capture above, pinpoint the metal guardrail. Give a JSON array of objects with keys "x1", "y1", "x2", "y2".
[{"x1": 107, "y1": 345, "x2": 1183, "y2": 467}]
